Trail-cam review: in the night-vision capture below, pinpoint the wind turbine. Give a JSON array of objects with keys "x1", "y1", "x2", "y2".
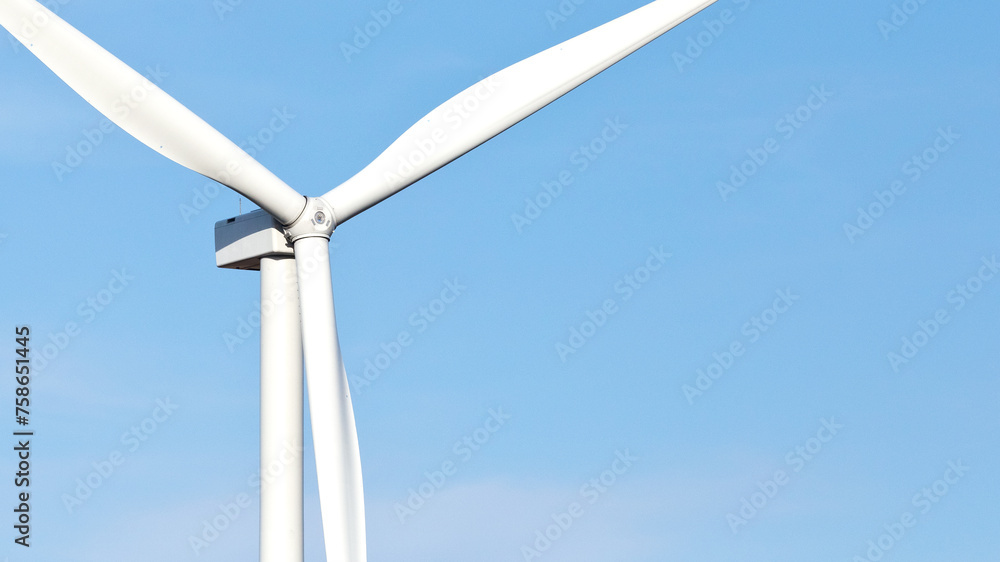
[{"x1": 0, "y1": 0, "x2": 718, "y2": 559}]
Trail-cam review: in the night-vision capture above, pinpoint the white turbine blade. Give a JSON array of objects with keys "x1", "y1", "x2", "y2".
[
  {"x1": 293, "y1": 237, "x2": 366, "y2": 562},
  {"x1": 0, "y1": 0, "x2": 305, "y2": 225},
  {"x1": 323, "y1": 0, "x2": 717, "y2": 224}
]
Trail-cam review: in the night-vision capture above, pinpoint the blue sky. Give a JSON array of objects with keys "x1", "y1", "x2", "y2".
[{"x1": 2, "y1": 0, "x2": 999, "y2": 560}]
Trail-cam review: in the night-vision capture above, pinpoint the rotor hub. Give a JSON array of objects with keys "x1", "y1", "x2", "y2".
[{"x1": 284, "y1": 197, "x2": 337, "y2": 241}]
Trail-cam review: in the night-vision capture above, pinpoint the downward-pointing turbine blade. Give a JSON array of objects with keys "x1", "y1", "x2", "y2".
[
  {"x1": 0, "y1": 0, "x2": 306, "y2": 225},
  {"x1": 293, "y1": 237, "x2": 366, "y2": 562},
  {"x1": 324, "y1": 0, "x2": 717, "y2": 224}
]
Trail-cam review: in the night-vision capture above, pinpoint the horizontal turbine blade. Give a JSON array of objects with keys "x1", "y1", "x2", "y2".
[
  {"x1": 0, "y1": 0, "x2": 306, "y2": 225},
  {"x1": 324, "y1": 0, "x2": 717, "y2": 224}
]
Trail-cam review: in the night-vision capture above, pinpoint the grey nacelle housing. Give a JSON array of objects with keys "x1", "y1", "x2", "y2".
[{"x1": 214, "y1": 209, "x2": 294, "y2": 271}]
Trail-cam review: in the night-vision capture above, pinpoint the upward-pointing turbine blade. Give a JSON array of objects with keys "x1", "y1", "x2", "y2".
[
  {"x1": 293, "y1": 237, "x2": 366, "y2": 562},
  {"x1": 323, "y1": 0, "x2": 717, "y2": 224},
  {"x1": 0, "y1": 0, "x2": 306, "y2": 225}
]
